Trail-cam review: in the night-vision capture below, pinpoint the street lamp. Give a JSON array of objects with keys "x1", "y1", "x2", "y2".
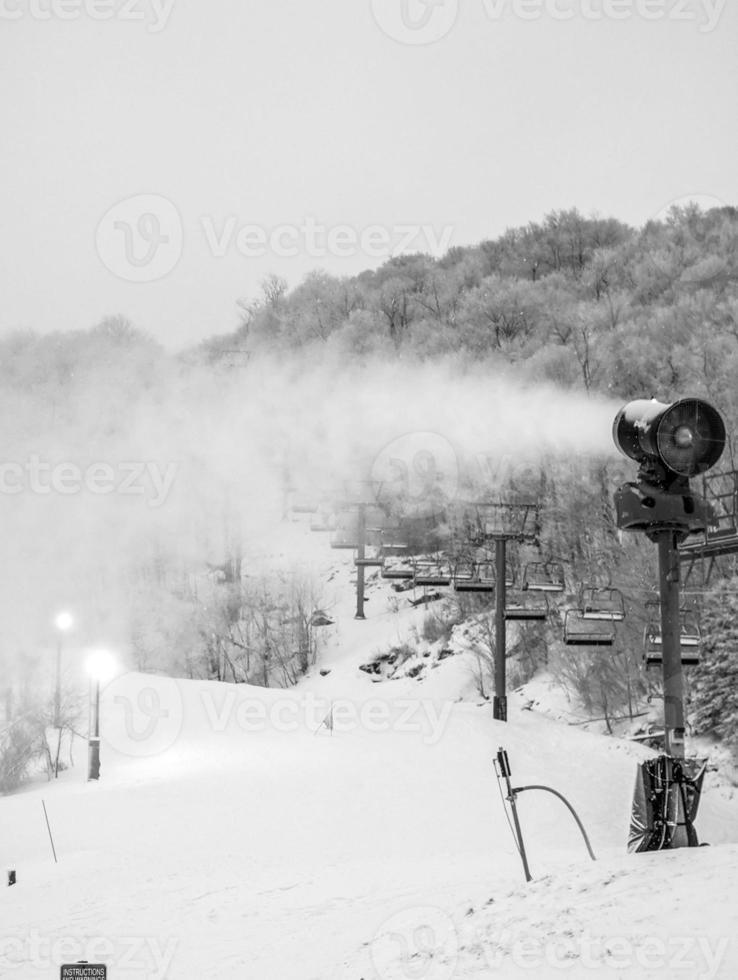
[
  {"x1": 85, "y1": 649, "x2": 117, "y2": 781},
  {"x1": 51, "y1": 611, "x2": 74, "y2": 779}
]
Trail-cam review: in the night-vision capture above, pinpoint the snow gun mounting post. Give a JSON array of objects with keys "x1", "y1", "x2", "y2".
[
  {"x1": 494, "y1": 747, "x2": 597, "y2": 884},
  {"x1": 612, "y1": 398, "x2": 726, "y2": 760}
]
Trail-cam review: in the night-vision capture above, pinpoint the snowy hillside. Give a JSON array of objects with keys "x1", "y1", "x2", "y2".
[{"x1": 2, "y1": 523, "x2": 738, "y2": 980}]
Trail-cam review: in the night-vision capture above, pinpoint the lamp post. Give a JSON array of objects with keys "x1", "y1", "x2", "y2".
[
  {"x1": 53, "y1": 611, "x2": 73, "y2": 728},
  {"x1": 85, "y1": 649, "x2": 116, "y2": 781},
  {"x1": 52, "y1": 611, "x2": 74, "y2": 778}
]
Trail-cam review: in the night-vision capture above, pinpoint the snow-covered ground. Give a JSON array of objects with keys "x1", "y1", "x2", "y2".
[{"x1": 2, "y1": 520, "x2": 738, "y2": 979}]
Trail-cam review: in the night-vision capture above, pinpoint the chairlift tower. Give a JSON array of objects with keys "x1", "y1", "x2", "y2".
[
  {"x1": 468, "y1": 502, "x2": 540, "y2": 722},
  {"x1": 336, "y1": 479, "x2": 386, "y2": 621},
  {"x1": 612, "y1": 398, "x2": 726, "y2": 759}
]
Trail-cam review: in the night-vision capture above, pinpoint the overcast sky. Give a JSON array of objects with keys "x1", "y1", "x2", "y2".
[{"x1": 1, "y1": 0, "x2": 736, "y2": 349}]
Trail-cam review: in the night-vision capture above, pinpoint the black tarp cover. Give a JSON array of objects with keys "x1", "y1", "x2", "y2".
[{"x1": 628, "y1": 755, "x2": 707, "y2": 853}]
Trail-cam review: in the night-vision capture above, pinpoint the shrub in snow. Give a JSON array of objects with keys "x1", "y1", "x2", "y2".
[{"x1": 0, "y1": 711, "x2": 45, "y2": 794}]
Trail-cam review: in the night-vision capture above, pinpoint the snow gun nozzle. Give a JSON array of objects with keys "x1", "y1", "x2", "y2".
[{"x1": 496, "y1": 747, "x2": 511, "y2": 779}]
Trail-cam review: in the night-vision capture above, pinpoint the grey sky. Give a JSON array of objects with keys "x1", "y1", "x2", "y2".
[{"x1": 1, "y1": 0, "x2": 736, "y2": 349}]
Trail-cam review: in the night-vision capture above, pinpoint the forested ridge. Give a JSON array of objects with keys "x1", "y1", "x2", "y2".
[{"x1": 208, "y1": 203, "x2": 738, "y2": 436}]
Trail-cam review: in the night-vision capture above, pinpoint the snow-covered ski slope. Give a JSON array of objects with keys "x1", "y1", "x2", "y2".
[{"x1": 2, "y1": 520, "x2": 738, "y2": 980}]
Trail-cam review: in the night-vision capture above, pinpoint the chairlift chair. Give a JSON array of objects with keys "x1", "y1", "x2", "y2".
[
  {"x1": 380, "y1": 534, "x2": 410, "y2": 557},
  {"x1": 504, "y1": 591, "x2": 548, "y2": 622},
  {"x1": 381, "y1": 557, "x2": 415, "y2": 580},
  {"x1": 453, "y1": 560, "x2": 496, "y2": 593},
  {"x1": 330, "y1": 527, "x2": 359, "y2": 550},
  {"x1": 354, "y1": 528, "x2": 385, "y2": 567},
  {"x1": 644, "y1": 621, "x2": 701, "y2": 667},
  {"x1": 355, "y1": 543, "x2": 385, "y2": 568},
  {"x1": 523, "y1": 561, "x2": 565, "y2": 593},
  {"x1": 414, "y1": 558, "x2": 453, "y2": 587},
  {"x1": 355, "y1": 554, "x2": 385, "y2": 568},
  {"x1": 310, "y1": 508, "x2": 335, "y2": 532},
  {"x1": 452, "y1": 558, "x2": 476, "y2": 590},
  {"x1": 563, "y1": 609, "x2": 616, "y2": 647},
  {"x1": 291, "y1": 494, "x2": 320, "y2": 515},
  {"x1": 329, "y1": 507, "x2": 362, "y2": 549},
  {"x1": 681, "y1": 617, "x2": 702, "y2": 646},
  {"x1": 580, "y1": 587, "x2": 626, "y2": 622},
  {"x1": 644, "y1": 617, "x2": 702, "y2": 647}
]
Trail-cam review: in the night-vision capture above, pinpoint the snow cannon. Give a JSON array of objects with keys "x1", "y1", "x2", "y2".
[
  {"x1": 611, "y1": 396, "x2": 728, "y2": 767},
  {"x1": 613, "y1": 398, "x2": 725, "y2": 488},
  {"x1": 612, "y1": 397, "x2": 725, "y2": 537}
]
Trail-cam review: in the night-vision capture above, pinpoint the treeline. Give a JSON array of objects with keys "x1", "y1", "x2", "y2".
[{"x1": 203, "y1": 203, "x2": 738, "y2": 441}]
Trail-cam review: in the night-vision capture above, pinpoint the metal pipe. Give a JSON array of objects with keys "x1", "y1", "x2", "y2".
[{"x1": 514, "y1": 785, "x2": 597, "y2": 862}]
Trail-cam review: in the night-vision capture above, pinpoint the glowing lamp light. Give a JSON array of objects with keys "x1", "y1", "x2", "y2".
[
  {"x1": 54, "y1": 611, "x2": 74, "y2": 632},
  {"x1": 85, "y1": 649, "x2": 118, "y2": 684}
]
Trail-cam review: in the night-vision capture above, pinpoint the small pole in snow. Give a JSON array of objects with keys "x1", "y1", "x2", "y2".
[
  {"x1": 41, "y1": 800, "x2": 58, "y2": 864},
  {"x1": 495, "y1": 748, "x2": 532, "y2": 882},
  {"x1": 313, "y1": 703, "x2": 334, "y2": 736}
]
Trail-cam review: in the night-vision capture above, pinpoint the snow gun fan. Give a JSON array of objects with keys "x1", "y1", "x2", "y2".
[{"x1": 613, "y1": 398, "x2": 725, "y2": 534}]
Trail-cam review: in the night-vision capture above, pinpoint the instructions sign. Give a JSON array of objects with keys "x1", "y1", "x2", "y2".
[{"x1": 60, "y1": 966, "x2": 107, "y2": 979}]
